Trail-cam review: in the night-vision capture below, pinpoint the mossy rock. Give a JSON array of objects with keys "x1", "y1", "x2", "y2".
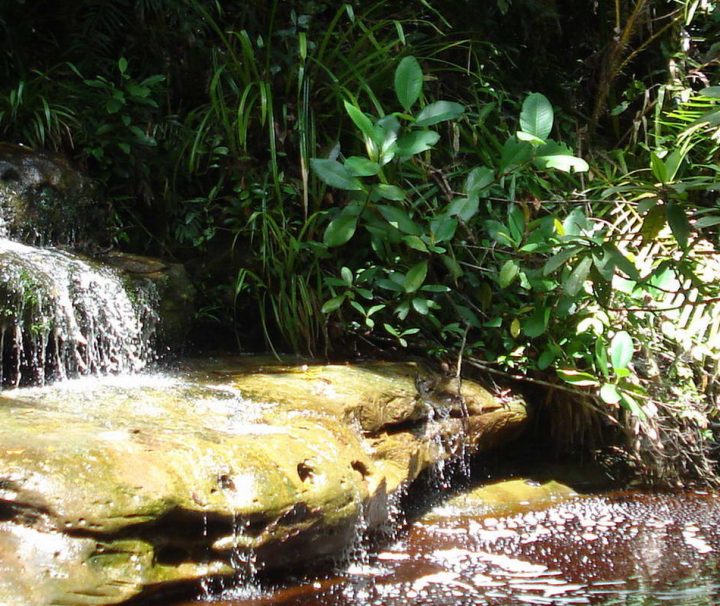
[{"x1": 0, "y1": 358, "x2": 527, "y2": 605}]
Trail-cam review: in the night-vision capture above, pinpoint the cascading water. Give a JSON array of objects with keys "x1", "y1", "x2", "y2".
[{"x1": 0, "y1": 237, "x2": 158, "y2": 386}]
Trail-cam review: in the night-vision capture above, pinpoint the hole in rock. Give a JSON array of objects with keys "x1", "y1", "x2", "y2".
[
  {"x1": 297, "y1": 461, "x2": 315, "y2": 482},
  {"x1": 351, "y1": 460, "x2": 370, "y2": 478},
  {"x1": 156, "y1": 545, "x2": 191, "y2": 566}
]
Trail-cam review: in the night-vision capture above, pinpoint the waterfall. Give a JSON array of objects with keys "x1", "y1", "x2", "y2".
[{"x1": 0, "y1": 237, "x2": 158, "y2": 387}]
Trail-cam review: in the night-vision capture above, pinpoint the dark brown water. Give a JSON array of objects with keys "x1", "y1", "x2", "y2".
[{"x1": 176, "y1": 488, "x2": 720, "y2": 605}]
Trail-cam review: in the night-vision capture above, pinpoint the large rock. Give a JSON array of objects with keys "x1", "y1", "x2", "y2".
[
  {"x1": 0, "y1": 358, "x2": 527, "y2": 605},
  {"x1": 0, "y1": 144, "x2": 108, "y2": 248}
]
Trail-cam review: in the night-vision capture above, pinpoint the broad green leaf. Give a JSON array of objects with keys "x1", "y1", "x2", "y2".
[
  {"x1": 564, "y1": 256, "x2": 592, "y2": 296},
  {"x1": 447, "y1": 196, "x2": 479, "y2": 222},
  {"x1": 395, "y1": 130, "x2": 440, "y2": 156},
  {"x1": 557, "y1": 368, "x2": 599, "y2": 387},
  {"x1": 345, "y1": 156, "x2": 380, "y2": 177},
  {"x1": 374, "y1": 184, "x2": 406, "y2": 201},
  {"x1": 666, "y1": 203, "x2": 690, "y2": 249},
  {"x1": 519, "y1": 92, "x2": 553, "y2": 140},
  {"x1": 412, "y1": 297, "x2": 429, "y2": 315},
  {"x1": 321, "y1": 295, "x2": 345, "y2": 313},
  {"x1": 343, "y1": 101, "x2": 378, "y2": 144},
  {"x1": 499, "y1": 259, "x2": 520, "y2": 288},
  {"x1": 431, "y1": 214, "x2": 458, "y2": 242},
  {"x1": 562, "y1": 208, "x2": 587, "y2": 237},
  {"x1": 535, "y1": 141, "x2": 588, "y2": 172},
  {"x1": 650, "y1": 151, "x2": 668, "y2": 183},
  {"x1": 522, "y1": 306, "x2": 550, "y2": 337},
  {"x1": 610, "y1": 331, "x2": 633, "y2": 370},
  {"x1": 701, "y1": 86, "x2": 720, "y2": 98},
  {"x1": 376, "y1": 278, "x2": 404, "y2": 292},
  {"x1": 516, "y1": 130, "x2": 546, "y2": 145},
  {"x1": 619, "y1": 392, "x2": 646, "y2": 420},
  {"x1": 404, "y1": 261, "x2": 428, "y2": 293},
  {"x1": 696, "y1": 215, "x2": 720, "y2": 228},
  {"x1": 641, "y1": 204, "x2": 666, "y2": 243},
  {"x1": 538, "y1": 349, "x2": 555, "y2": 370},
  {"x1": 377, "y1": 204, "x2": 421, "y2": 234},
  {"x1": 311, "y1": 158, "x2": 363, "y2": 190},
  {"x1": 415, "y1": 100, "x2": 465, "y2": 127},
  {"x1": 600, "y1": 383, "x2": 621, "y2": 404},
  {"x1": 341, "y1": 266, "x2": 353, "y2": 286},
  {"x1": 464, "y1": 166, "x2": 495, "y2": 195},
  {"x1": 664, "y1": 149, "x2": 684, "y2": 182},
  {"x1": 323, "y1": 208, "x2": 360, "y2": 247},
  {"x1": 508, "y1": 205, "x2": 525, "y2": 244},
  {"x1": 510, "y1": 318, "x2": 521, "y2": 338},
  {"x1": 604, "y1": 244, "x2": 639, "y2": 281},
  {"x1": 500, "y1": 136, "x2": 533, "y2": 172},
  {"x1": 402, "y1": 235, "x2": 429, "y2": 252},
  {"x1": 394, "y1": 56, "x2": 423, "y2": 111},
  {"x1": 485, "y1": 220, "x2": 516, "y2": 247},
  {"x1": 544, "y1": 247, "x2": 579, "y2": 275}
]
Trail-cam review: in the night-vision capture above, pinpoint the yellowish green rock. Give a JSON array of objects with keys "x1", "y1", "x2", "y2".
[{"x1": 0, "y1": 358, "x2": 527, "y2": 605}]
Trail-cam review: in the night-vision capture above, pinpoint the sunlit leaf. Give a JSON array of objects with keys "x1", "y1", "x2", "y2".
[
  {"x1": 415, "y1": 100, "x2": 465, "y2": 127},
  {"x1": 610, "y1": 331, "x2": 633, "y2": 371},
  {"x1": 519, "y1": 92, "x2": 553, "y2": 140},
  {"x1": 311, "y1": 158, "x2": 363, "y2": 190}
]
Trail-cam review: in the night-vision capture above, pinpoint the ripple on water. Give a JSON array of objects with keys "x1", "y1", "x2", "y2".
[{"x1": 175, "y1": 490, "x2": 720, "y2": 606}]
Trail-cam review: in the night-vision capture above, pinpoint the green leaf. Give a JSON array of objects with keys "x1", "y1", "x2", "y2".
[
  {"x1": 538, "y1": 349, "x2": 555, "y2": 370},
  {"x1": 118, "y1": 57, "x2": 128, "y2": 75},
  {"x1": 374, "y1": 184, "x2": 406, "y2": 201},
  {"x1": 311, "y1": 158, "x2": 364, "y2": 190},
  {"x1": 523, "y1": 306, "x2": 550, "y2": 337},
  {"x1": 595, "y1": 339, "x2": 609, "y2": 378},
  {"x1": 544, "y1": 247, "x2": 579, "y2": 275},
  {"x1": 324, "y1": 208, "x2": 360, "y2": 247},
  {"x1": 464, "y1": 166, "x2": 495, "y2": 195},
  {"x1": 650, "y1": 151, "x2": 668, "y2": 183},
  {"x1": 600, "y1": 384, "x2": 621, "y2": 404},
  {"x1": 395, "y1": 130, "x2": 440, "y2": 156},
  {"x1": 404, "y1": 261, "x2": 428, "y2": 293},
  {"x1": 345, "y1": 156, "x2": 380, "y2": 177},
  {"x1": 666, "y1": 203, "x2": 690, "y2": 249},
  {"x1": 696, "y1": 215, "x2": 720, "y2": 228},
  {"x1": 402, "y1": 235, "x2": 429, "y2": 252},
  {"x1": 500, "y1": 136, "x2": 533, "y2": 172},
  {"x1": 485, "y1": 220, "x2": 516, "y2": 247},
  {"x1": 535, "y1": 141, "x2": 588, "y2": 172},
  {"x1": 641, "y1": 205, "x2": 666, "y2": 243},
  {"x1": 610, "y1": 331, "x2": 633, "y2": 371},
  {"x1": 516, "y1": 130, "x2": 546, "y2": 145},
  {"x1": 619, "y1": 392, "x2": 646, "y2": 420},
  {"x1": 412, "y1": 297, "x2": 429, "y2": 315},
  {"x1": 508, "y1": 205, "x2": 525, "y2": 244},
  {"x1": 415, "y1": 100, "x2": 465, "y2": 127},
  {"x1": 499, "y1": 259, "x2": 520, "y2": 288},
  {"x1": 343, "y1": 101, "x2": 378, "y2": 145},
  {"x1": 447, "y1": 197, "x2": 479, "y2": 222},
  {"x1": 431, "y1": 214, "x2": 458, "y2": 242},
  {"x1": 341, "y1": 266, "x2": 353, "y2": 286},
  {"x1": 377, "y1": 204, "x2": 421, "y2": 234},
  {"x1": 557, "y1": 368, "x2": 599, "y2": 387},
  {"x1": 519, "y1": 93, "x2": 553, "y2": 140},
  {"x1": 321, "y1": 295, "x2": 345, "y2": 313},
  {"x1": 394, "y1": 56, "x2": 424, "y2": 111},
  {"x1": 564, "y1": 256, "x2": 592, "y2": 296}
]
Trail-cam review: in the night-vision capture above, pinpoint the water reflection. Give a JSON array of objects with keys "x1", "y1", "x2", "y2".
[{"x1": 184, "y1": 489, "x2": 720, "y2": 606}]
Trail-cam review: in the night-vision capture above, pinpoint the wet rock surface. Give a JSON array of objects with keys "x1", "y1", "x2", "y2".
[
  {"x1": 0, "y1": 358, "x2": 526, "y2": 605},
  {"x1": 0, "y1": 143, "x2": 108, "y2": 248}
]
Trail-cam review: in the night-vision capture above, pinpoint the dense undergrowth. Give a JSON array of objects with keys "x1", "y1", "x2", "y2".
[{"x1": 1, "y1": 0, "x2": 719, "y2": 484}]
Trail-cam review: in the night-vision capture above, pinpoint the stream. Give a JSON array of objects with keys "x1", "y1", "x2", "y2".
[{"x1": 177, "y1": 487, "x2": 720, "y2": 606}]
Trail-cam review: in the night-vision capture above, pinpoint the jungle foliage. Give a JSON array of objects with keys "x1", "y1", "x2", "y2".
[{"x1": 1, "y1": 0, "x2": 719, "y2": 483}]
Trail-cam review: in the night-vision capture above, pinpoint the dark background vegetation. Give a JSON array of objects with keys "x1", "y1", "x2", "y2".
[{"x1": 1, "y1": 0, "x2": 719, "y2": 482}]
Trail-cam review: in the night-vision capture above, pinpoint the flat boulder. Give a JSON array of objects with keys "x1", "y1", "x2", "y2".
[{"x1": 0, "y1": 358, "x2": 527, "y2": 605}]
